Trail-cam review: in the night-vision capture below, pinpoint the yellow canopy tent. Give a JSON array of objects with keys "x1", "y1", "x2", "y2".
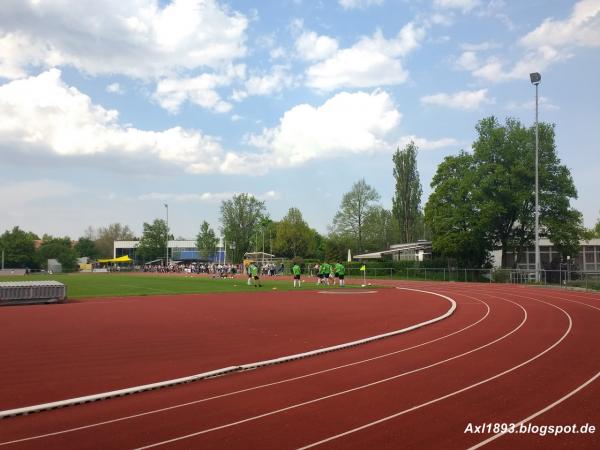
[{"x1": 97, "y1": 255, "x2": 133, "y2": 264}]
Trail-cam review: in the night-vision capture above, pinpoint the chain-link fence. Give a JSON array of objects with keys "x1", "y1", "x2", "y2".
[{"x1": 303, "y1": 266, "x2": 600, "y2": 291}]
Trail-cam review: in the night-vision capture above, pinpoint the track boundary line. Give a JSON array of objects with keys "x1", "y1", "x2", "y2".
[
  {"x1": 296, "y1": 296, "x2": 572, "y2": 449},
  {"x1": 0, "y1": 287, "x2": 455, "y2": 420},
  {"x1": 131, "y1": 293, "x2": 528, "y2": 449}
]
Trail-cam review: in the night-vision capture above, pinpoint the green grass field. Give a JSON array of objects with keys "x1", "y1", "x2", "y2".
[{"x1": 0, "y1": 273, "x2": 362, "y2": 299}]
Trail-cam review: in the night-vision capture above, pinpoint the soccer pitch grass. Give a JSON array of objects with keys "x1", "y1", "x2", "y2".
[{"x1": 0, "y1": 273, "x2": 360, "y2": 299}]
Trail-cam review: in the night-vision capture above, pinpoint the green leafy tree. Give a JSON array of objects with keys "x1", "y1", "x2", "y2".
[
  {"x1": 94, "y1": 223, "x2": 136, "y2": 258},
  {"x1": 74, "y1": 237, "x2": 99, "y2": 259},
  {"x1": 196, "y1": 221, "x2": 219, "y2": 259},
  {"x1": 0, "y1": 227, "x2": 39, "y2": 269},
  {"x1": 220, "y1": 193, "x2": 267, "y2": 262},
  {"x1": 425, "y1": 152, "x2": 490, "y2": 266},
  {"x1": 38, "y1": 236, "x2": 79, "y2": 271},
  {"x1": 473, "y1": 117, "x2": 582, "y2": 266},
  {"x1": 425, "y1": 116, "x2": 583, "y2": 268},
  {"x1": 392, "y1": 141, "x2": 423, "y2": 243},
  {"x1": 252, "y1": 217, "x2": 277, "y2": 255},
  {"x1": 331, "y1": 179, "x2": 381, "y2": 253},
  {"x1": 137, "y1": 219, "x2": 168, "y2": 262},
  {"x1": 323, "y1": 233, "x2": 354, "y2": 261},
  {"x1": 274, "y1": 208, "x2": 317, "y2": 258},
  {"x1": 363, "y1": 206, "x2": 396, "y2": 252}
]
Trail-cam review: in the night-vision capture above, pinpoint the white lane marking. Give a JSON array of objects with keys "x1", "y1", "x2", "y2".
[
  {"x1": 130, "y1": 298, "x2": 527, "y2": 449},
  {"x1": 317, "y1": 290, "x2": 377, "y2": 294},
  {"x1": 0, "y1": 288, "x2": 455, "y2": 420},
  {"x1": 297, "y1": 298, "x2": 571, "y2": 449},
  {"x1": 0, "y1": 297, "x2": 488, "y2": 447},
  {"x1": 469, "y1": 370, "x2": 600, "y2": 449},
  {"x1": 0, "y1": 287, "x2": 462, "y2": 445},
  {"x1": 465, "y1": 287, "x2": 600, "y2": 449}
]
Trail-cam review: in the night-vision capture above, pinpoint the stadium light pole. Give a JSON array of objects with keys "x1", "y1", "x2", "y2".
[
  {"x1": 164, "y1": 203, "x2": 169, "y2": 267},
  {"x1": 530, "y1": 72, "x2": 541, "y2": 283}
]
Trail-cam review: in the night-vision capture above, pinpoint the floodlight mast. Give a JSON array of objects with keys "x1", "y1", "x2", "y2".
[
  {"x1": 164, "y1": 203, "x2": 169, "y2": 267},
  {"x1": 530, "y1": 72, "x2": 541, "y2": 282}
]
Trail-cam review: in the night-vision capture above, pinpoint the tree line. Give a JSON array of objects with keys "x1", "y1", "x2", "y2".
[{"x1": 2, "y1": 116, "x2": 598, "y2": 270}]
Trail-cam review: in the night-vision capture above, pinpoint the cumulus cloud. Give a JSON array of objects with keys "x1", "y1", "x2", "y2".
[
  {"x1": 421, "y1": 89, "x2": 491, "y2": 110},
  {"x1": 231, "y1": 65, "x2": 295, "y2": 101},
  {"x1": 154, "y1": 65, "x2": 245, "y2": 113},
  {"x1": 458, "y1": 1, "x2": 599, "y2": 83},
  {"x1": 397, "y1": 135, "x2": 458, "y2": 150},
  {"x1": 106, "y1": 83, "x2": 124, "y2": 94},
  {"x1": 520, "y1": 0, "x2": 600, "y2": 48},
  {"x1": 0, "y1": 0, "x2": 248, "y2": 80},
  {"x1": 295, "y1": 30, "x2": 339, "y2": 61},
  {"x1": 0, "y1": 69, "x2": 255, "y2": 174},
  {"x1": 246, "y1": 90, "x2": 401, "y2": 165},
  {"x1": 305, "y1": 23, "x2": 425, "y2": 91}
]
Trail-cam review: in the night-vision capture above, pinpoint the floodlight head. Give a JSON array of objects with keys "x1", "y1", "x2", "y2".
[{"x1": 530, "y1": 72, "x2": 541, "y2": 85}]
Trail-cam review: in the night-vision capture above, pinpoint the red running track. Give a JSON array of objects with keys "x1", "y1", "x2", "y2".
[{"x1": 0, "y1": 282, "x2": 598, "y2": 449}]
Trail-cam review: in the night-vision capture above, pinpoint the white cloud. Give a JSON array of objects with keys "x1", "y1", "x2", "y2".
[
  {"x1": 154, "y1": 65, "x2": 245, "y2": 114},
  {"x1": 232, "y1": 66, "x2": 295, "y2": 101},
  {"x1": 434, "y1": 0, "x2": 480, "y2": 13},
  {"x1": 0, "y1": 69, "x2": 259, "y2": 174},
  {"x1": 397, "y1": 135, "x2": 458, "y2": 150},
  {"x1": 520, "y1": 0, "x2": 600, "y2": 48},
  {"x1": 339, "y1": 0, "x2": 384, "y2": 9},
  {"x1": 295, "y1": 30, "x2": 339, "y2": 61},
  {"x1": 305, "y1": 23, "x2": 425, "y2": 91},
  {"x1": 0, "y1": 0, "x2": 248, "y2": 80},
  {"x1": 246, "y1": 90, "x2": 401, "y2": 165},
  {"x1": 460, "y1": 1, "x2": 599, "y2": 83},
  {"x1": 138, "y1": 190, "x2": 280, "y2": 203},
  {"x1": 106, "y1": 83, "x2": 124, "y2": 94},
  {"x1": 421, "y1": 89, "x2": 491, "y2": 110},
  {"x1": 471, "y1": 46, "x2": 567, "y2": 82},
  {"x1": 455, "y1": 51, "x2": 479, "y2": 71}
]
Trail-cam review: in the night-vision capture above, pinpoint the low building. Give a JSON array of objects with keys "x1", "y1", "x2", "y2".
[
  {"x1": 354, "y1": 241, "x2": 432, "y2": 262},
  {"x1": 496, "y1": 238, "x2": 600, "y2": 272},
  {"x1": 114, "y1": 240, "x2": 227, "y2": 264}
]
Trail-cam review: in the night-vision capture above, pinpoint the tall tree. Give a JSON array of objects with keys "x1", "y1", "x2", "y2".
[
  {"x1": 425, "y1": 116, "x2": 583, "y2": 268},
  {"x1": 0, "y1": 227, "x2": 39, "y2": 269},
  {"x1": 274, "y1": 208, "x2": 317, "y2": 258},
  {"x1": 425, "y1": 152, "x2": 490, "y2": 266},
  {"x1": 74, "y1": 237, "x2": 99, "y2": 259},
  {"x1": 362, "y1": 206, "x2": 395, "y2": 252},
  {"x1": 137, "y1": 219, "x2": 168, "y2": 262},
  {"x1": 94, "y1": 223, "x2": 136, "y2": 257},
  {"x1": 220, "y1": 193, "x2": 267, "y2": 262},
  {"x1": 38, "y1": 236, "x2": 79, "y2": 271},
  {"x1": 332, "y1": 179, "x2": 380, "y2": 253},
  {"x1": 392, "y1": 141, "x2": 423, "y2": 243},
  {"x1": 196, "y1": 221, "x2": 219, "y2": 259}
]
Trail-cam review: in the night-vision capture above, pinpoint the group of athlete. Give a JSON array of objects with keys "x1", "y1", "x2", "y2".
[
  {"x1": 292, "y1": 262, "x2": 346, "y2": 287},
  {"x1": 246, "y1": 261, "x2": 346, "y2": 288}
]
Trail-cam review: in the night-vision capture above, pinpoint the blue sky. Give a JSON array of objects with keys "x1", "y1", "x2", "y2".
[{"x1": 1, "y1": 0, "x2": 599, "y2": 240}]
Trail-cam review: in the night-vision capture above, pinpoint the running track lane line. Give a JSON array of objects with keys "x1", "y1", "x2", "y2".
[
  {"x1": 129, "y1": 295, "x2": 528, "y2": 449},
  {"x1": 0, "y1": 287, "x2": 456, "y2": 420},
  {"x1": 0, "y1": 293, "x2": 488, "y2": 447},
  {"x1": 296, "y1": 296, "x2": 572, "y2": 449},
  {"x1": 468, "y1": 292, "x2": 600, "y2": 449}
]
